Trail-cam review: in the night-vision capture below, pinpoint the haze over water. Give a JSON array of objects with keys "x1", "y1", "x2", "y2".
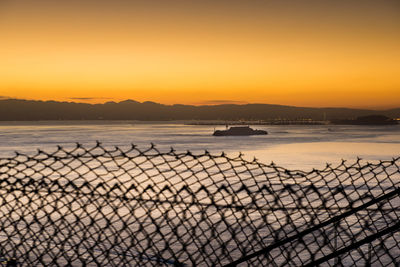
[{"x1": 1, "y1": 122, "x2": 399, "y2": 170}]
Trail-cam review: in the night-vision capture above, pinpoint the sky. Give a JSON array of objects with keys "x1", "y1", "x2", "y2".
[{"x1": 0, "y1": 0, "x2": 399, "y2": 109}]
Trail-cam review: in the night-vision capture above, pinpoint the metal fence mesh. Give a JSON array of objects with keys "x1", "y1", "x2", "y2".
[{"x1": 0, "y1": 143, "x2": 399, "y2": 266}]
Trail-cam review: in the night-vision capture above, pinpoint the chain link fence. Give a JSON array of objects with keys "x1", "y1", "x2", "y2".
[{"x1": 0, "y1": 142, "x2": 399, "y2": 266}]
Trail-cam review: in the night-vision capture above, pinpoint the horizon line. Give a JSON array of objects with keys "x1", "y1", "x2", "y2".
[{"x1": 1, "y1": 97, "x2": 399, "y2": 111}]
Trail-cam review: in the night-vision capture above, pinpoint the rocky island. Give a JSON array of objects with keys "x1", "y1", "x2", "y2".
[
  {"x1": 331, "y1": 115, "x2": 398, "y2": 125},
  {"x1": 213, "y1": 126, "x2": 268, "y2": 136}
]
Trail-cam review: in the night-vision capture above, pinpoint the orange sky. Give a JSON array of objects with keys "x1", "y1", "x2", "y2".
[{"x1": 0, "y1": 0, "x2": 399, "y2": 109}]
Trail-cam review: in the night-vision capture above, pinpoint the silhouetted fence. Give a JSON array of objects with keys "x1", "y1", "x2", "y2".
[{"x1": 0, "y1": 143, "x2": 399, "y2": 266}]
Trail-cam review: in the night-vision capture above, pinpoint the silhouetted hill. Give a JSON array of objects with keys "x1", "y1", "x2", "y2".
[{"x1": 0, "y1": 99, "x2": 399, "y2": 121}]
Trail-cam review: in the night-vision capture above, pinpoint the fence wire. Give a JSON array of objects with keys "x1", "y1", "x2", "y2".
[{"x1": 0, "y1": 142, "x2": 399, "y2": 266}]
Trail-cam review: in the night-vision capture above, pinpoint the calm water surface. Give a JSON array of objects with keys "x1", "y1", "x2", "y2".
[
  {"x1": 0, "y1": 121, "x2": 400, "y2": 169},
  {"x1": 1, "y1": 121, "x2": 399, "y2": 265},
  {"x1": 1, "y1": 121, "x2": 399, "y2": 170}
]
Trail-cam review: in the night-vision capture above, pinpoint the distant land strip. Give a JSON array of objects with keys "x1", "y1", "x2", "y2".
[{"x1": 1, "y1": 99, "x2": 399, "y2": 121}]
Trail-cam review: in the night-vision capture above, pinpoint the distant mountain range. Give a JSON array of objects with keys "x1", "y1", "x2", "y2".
[{"x1": 0, "y1": 99, "x2": 399, "y2": 121}]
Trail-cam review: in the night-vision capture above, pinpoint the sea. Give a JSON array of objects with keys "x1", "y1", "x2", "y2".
[
  {"x1": 0, "y1": 121, "x2": 399, "y2": 170},
  {"x1": 0, "y1": 121, "x2": 399, "y2": 265}
]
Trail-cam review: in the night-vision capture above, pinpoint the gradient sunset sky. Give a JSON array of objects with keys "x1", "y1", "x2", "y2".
[{"x1": 0, "y1": 0, "x2": 399, "y2": 109}]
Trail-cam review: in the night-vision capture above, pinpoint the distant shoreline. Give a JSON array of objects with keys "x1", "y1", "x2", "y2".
[
  {"x1": 1, "y1": 99, "x2": 399, "y2": 122},
  {"x1": 186, "y1": 120, "x2": 327, "y2": 126},
  {"x1": 0, "y1": 119, "x2": 398, "y2": 127}
]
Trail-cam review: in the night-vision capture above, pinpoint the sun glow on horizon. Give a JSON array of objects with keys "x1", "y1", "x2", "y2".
[{"x1": 0, "y1": 0, "x2": 399, "y2": 109}]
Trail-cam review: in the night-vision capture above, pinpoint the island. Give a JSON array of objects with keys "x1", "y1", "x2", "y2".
[
  {"x1": 331, "y1": 115, "x2": 398, "y2": 125},
  {"x1": 213, "y1": 126, "x2": 268, "y2": 136}
]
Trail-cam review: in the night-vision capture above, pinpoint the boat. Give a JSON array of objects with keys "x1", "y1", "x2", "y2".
[{"x1": 213, "y1": 126, "x2": 268, "y2": 136}]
